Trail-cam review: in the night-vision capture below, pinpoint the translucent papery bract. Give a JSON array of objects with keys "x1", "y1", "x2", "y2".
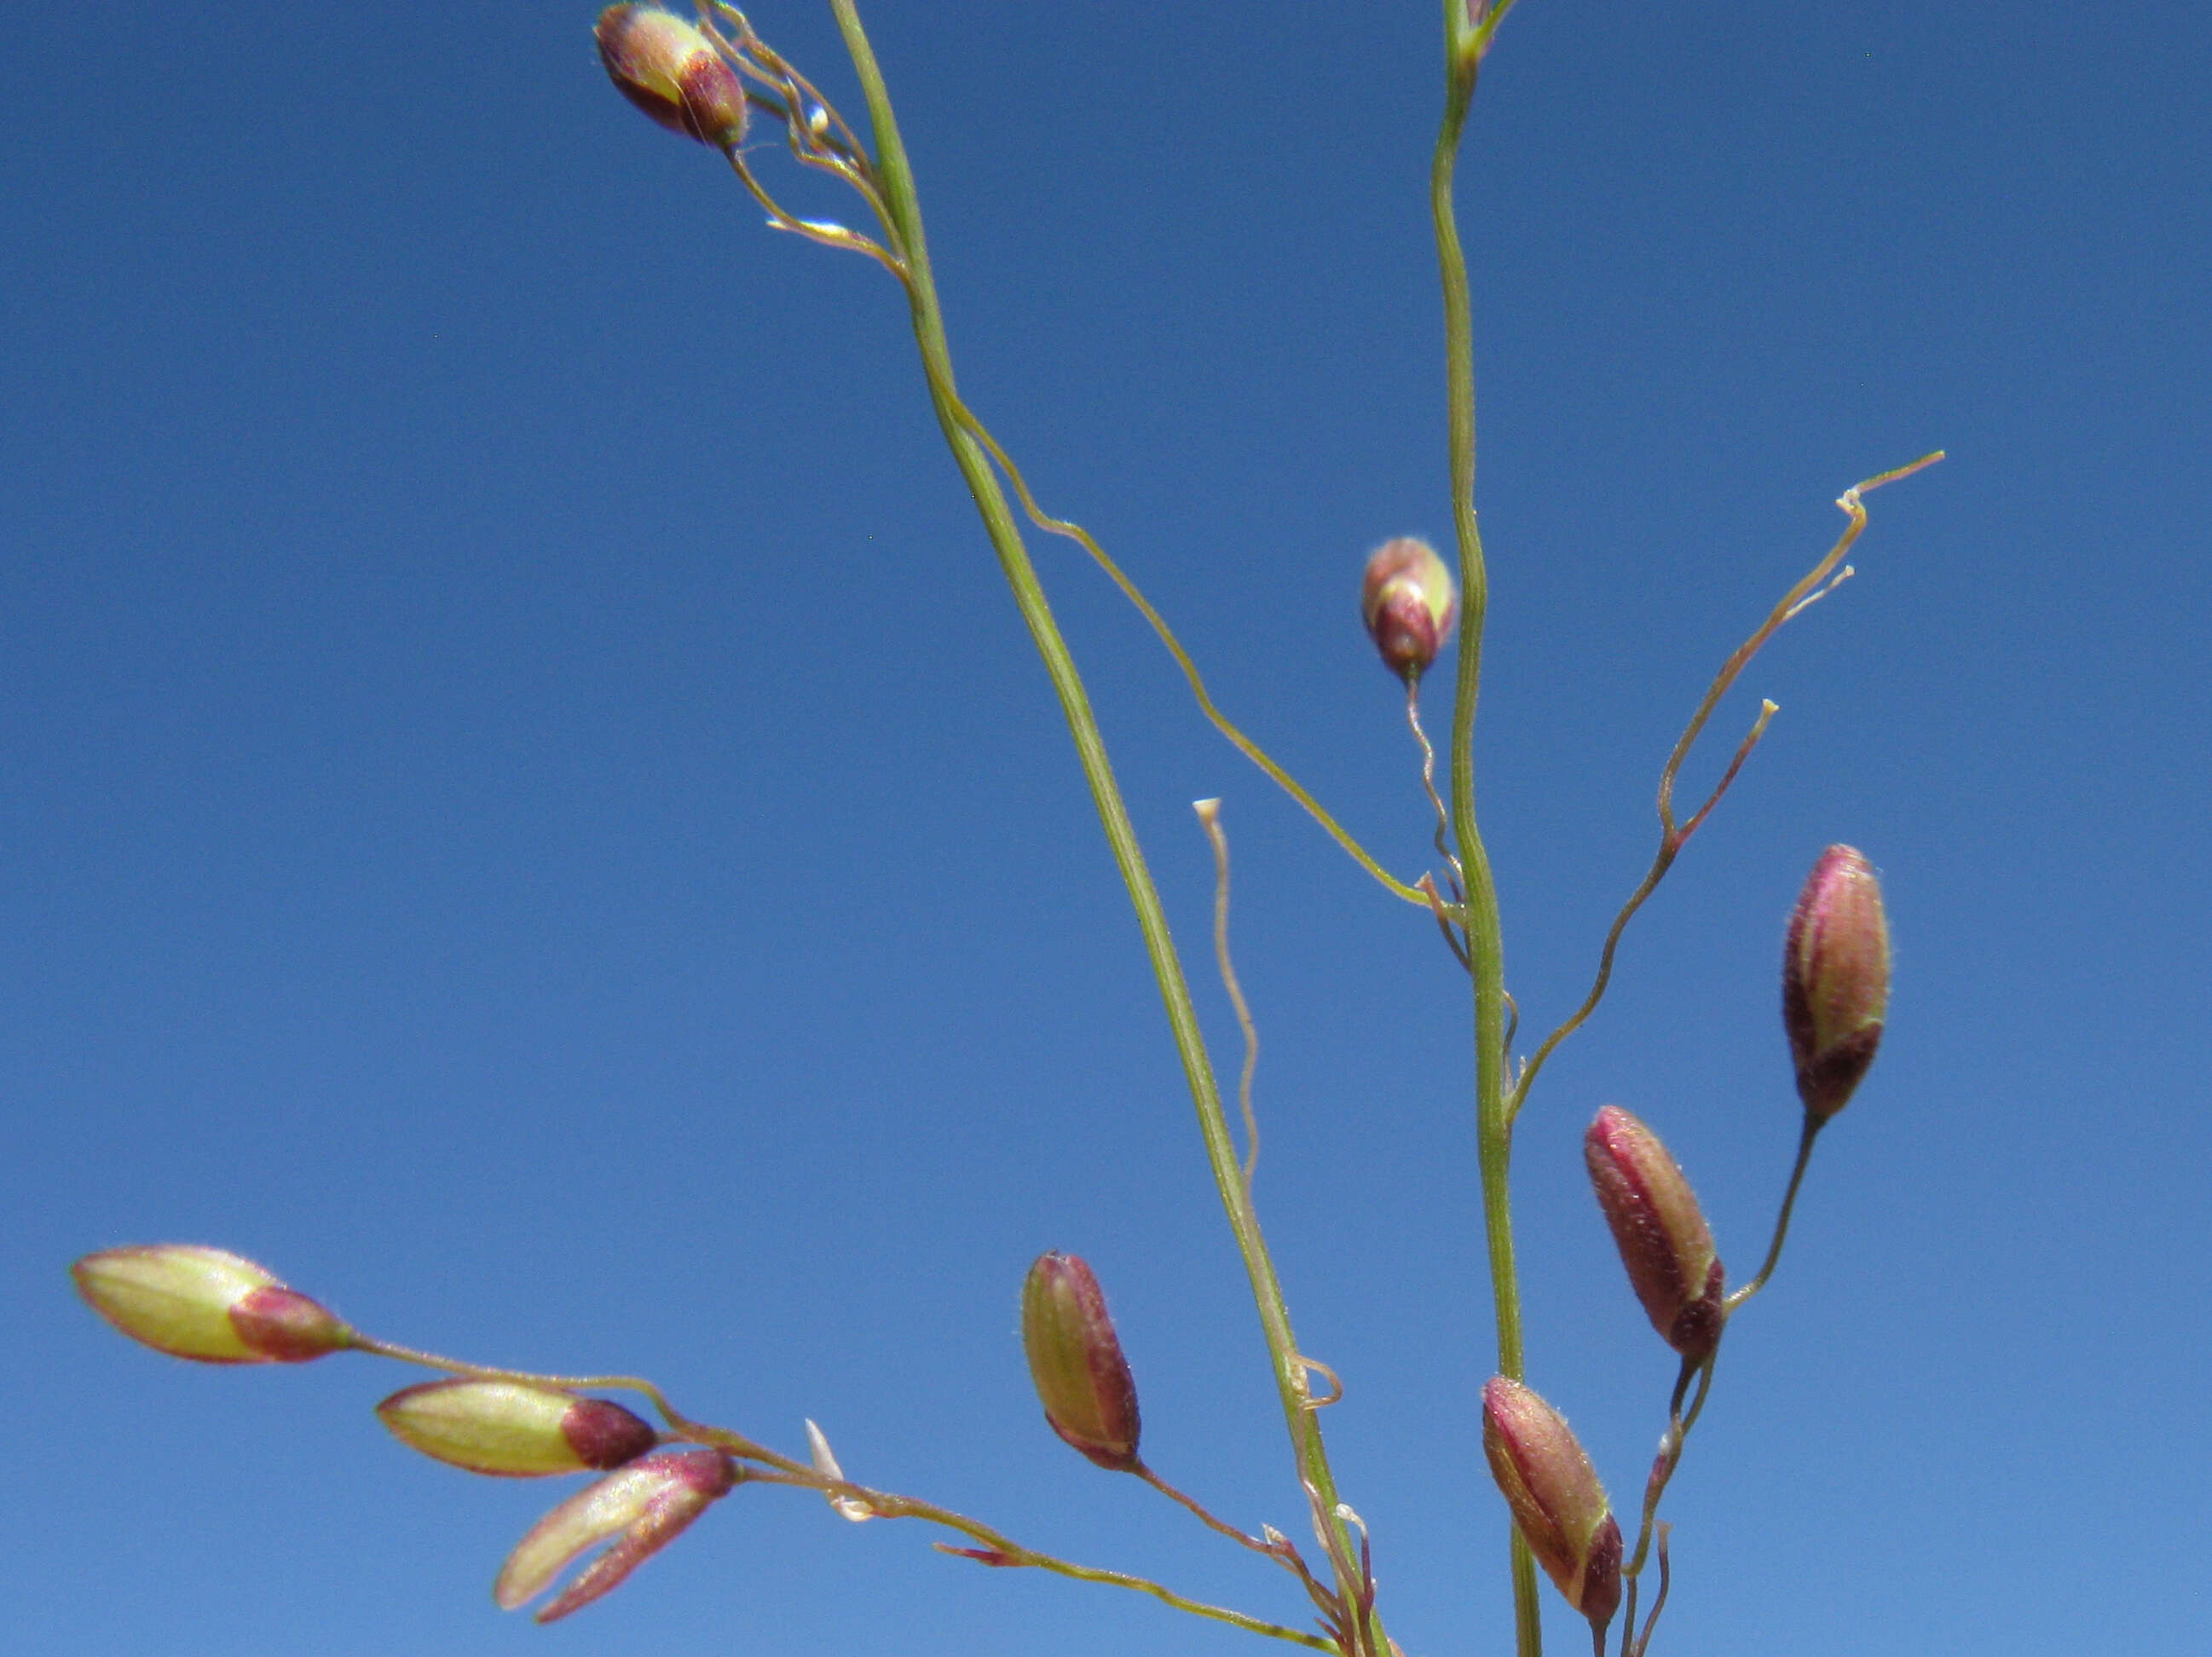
[
  {"x1": 494, "y1": 1447, "x2": 737, "y2": 1623},
  {"x1": 806, "y1": 1418, "x2": 875, "y2": 1521},
  {"x1": 72, "y1": 1244, "x2": 352, "y2": 1364}
]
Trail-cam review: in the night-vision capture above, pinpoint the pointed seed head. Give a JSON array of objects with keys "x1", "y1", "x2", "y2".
[
  {"x1": 594, "y1": 5, "x2": 748, "y2": 147},
  {"x1": 1020, "y1": 1251, "x2": 1141, "y2": 1472},
  {"x1": 377, "y1": 1380, "x2": 657, "y2": 1477},
  {"x1": 494, "y1": 1446, "x2": 738, "y2": 1623},
  {"x1": 1585, "y1": 1106, "x2": 1726, "y2": 1360},
  {"x1": 1783, "y1": 845, "x2": 1891, "y2": 1119},
  {"x1": 1481, "y1": 1377, "x2": 1623, "y2": 1634},
  {"x1": 72, "y1": 1245, "x2": 352, "y2": 1364},
  {"x1": 1360, "y1": 537, "x2": 1458, "y2": 681}
]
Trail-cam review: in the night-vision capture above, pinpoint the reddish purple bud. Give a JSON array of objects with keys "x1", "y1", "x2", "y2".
[
  {"x1": 1481, "y1": 1377, "x2": 1622, "y2": 1635},
  {"x1": 494, "y1": 1447, "x2": 738, "y2": 1623},
  {"x1": 72, "y1": 1245, "x2": 353, "y2": 1365},
  {"x1": 1021, "y1": 1252, "x2": 1141, "y2": 1472},
  {"x1": 1585, "y1": 1106, "x2": 1725, "y2": 1360},
  {"x1": 1360, "y1": 537, "x2": 1458, "y2": 680},
  {"x1": 1783, "y1": 845, "x2": 1891, "y2": 1119},
  {"x1": 560, "y1": 1396, "x2": 660, "y2": 1470},
  {"x1": 595, "y1": 5, "x2": 748, "y2": 148},
  {"x1": 378, "y1": 1379, "x2": 659, "y2": 1477}
]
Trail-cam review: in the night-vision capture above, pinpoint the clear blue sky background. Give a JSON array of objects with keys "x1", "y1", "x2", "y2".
[{"x1": 6, "y1": 3, "x2": 2207, "y2": 1654}]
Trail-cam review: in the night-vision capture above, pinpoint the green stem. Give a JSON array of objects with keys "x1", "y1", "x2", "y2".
[
  {"x1": 1433, "y1": 9, "x2": 1540, "y2": 1655},
  {"x1": 736, "y1": 1467, "x2": 1330, "y2": 1648},
  {"x1": 1507, "y1": 448, "x2": 1943, "y2": 1123},
  {"x1": 826, "y1": 4, "x2": 1377, "y2": 1643},
  {"x1": 952, "y1": 413, "x2": 1429, "y2": 908},
  {"x1": 1138, "y1": 1461, "x2": 1276, "y2": 1556},
  {"x1": 1724, "y1": 1112, "x2": 1823, "y2": 1313}
]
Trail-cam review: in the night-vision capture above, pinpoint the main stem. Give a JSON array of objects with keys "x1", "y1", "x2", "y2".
[
  {"x1": 1434, "y1": 17, "x2": 1541, "y2": 1657},
  {"x1": 827, "y1": 4, "x2": 1379, "y2": 1645}
]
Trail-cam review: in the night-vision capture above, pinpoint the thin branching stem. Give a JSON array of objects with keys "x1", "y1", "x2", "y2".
[
  {"x1": 1406, "y1": 678, "x2": 1464, "y2": 898},
  {"x1": 1505, "y1": 697, "x2": 1774, "y2": 1125},
  {"x1": 1612, "y1": 1109, "x2": 1832, "y2": 1648},
  {"x1": 927, "y1": 1547, "x2": 1336, "y2": 1652},
  {"x1": 706, "y1": 6, "x2": 872, "y2": 163},
  {"x1": 1507, "y1": 453, "x2": 1943, "y2": 1123},
  {"x1": 721, "y1": 146, "x2": 907, "y2": 271},
  {"x1": 1725, "y1": 1111, "x2": 1825, "y2": 1313},
  {"x1": 1270, "y1": 1531, "x2": 1349, "y2": 1623},
  {"x1": 1419, "y1": 872, "x2": 1474, "y2": 973},
  {"x1": 1197, "y1": 800, "x2": 1264, "y2": 1185},
  {"x1": 1408, "y1": 689, "x2": 1474, "y2": 972},
  {"x1": 1614, "y1": 1366, "x2": 1702, "y2": 1657},
  {"x1": 1629, "y1": 1528, "x2": 1672, "y2": 1657},
  {"x1": 826, "y1": 5, "x2": 1381, "y2": 1645},
  {"x1": 734, "y1": 1469, "x2": 1331, "y2": 1648},
  {"x1": 953, "y1": 412, "x2": 1429, "y2": 907},
  {"x1": 1137, "y1": 1463, "x2": 1279, "y2": 1557},
  {"x1": 1472, "y1": 0, "x2": 1528, "y2": 60},
  {"x1": 696, "y1": 9, "x2": 905, "y2": 264},
  {"x1": 1623, "y1": 1356, "x2": 1714, "y2": 1584}
]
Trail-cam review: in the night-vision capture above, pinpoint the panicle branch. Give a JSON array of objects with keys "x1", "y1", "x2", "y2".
[{"x1": 1508, "y1": 453, "x2": 1941, "y2": 1123}]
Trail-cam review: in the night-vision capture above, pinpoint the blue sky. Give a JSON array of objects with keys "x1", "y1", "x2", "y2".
[{"x1": 6, "y1": 3, "x2": 2207, "y2": 1654}]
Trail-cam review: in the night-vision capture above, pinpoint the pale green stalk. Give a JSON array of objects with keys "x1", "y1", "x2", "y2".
[
  {"x1": 1435, "y1": 6, "x2": 1542, "y2": 1655},
  {"x1": 826, "y1": 3, "x2": 1379, "y2": 1644}
]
